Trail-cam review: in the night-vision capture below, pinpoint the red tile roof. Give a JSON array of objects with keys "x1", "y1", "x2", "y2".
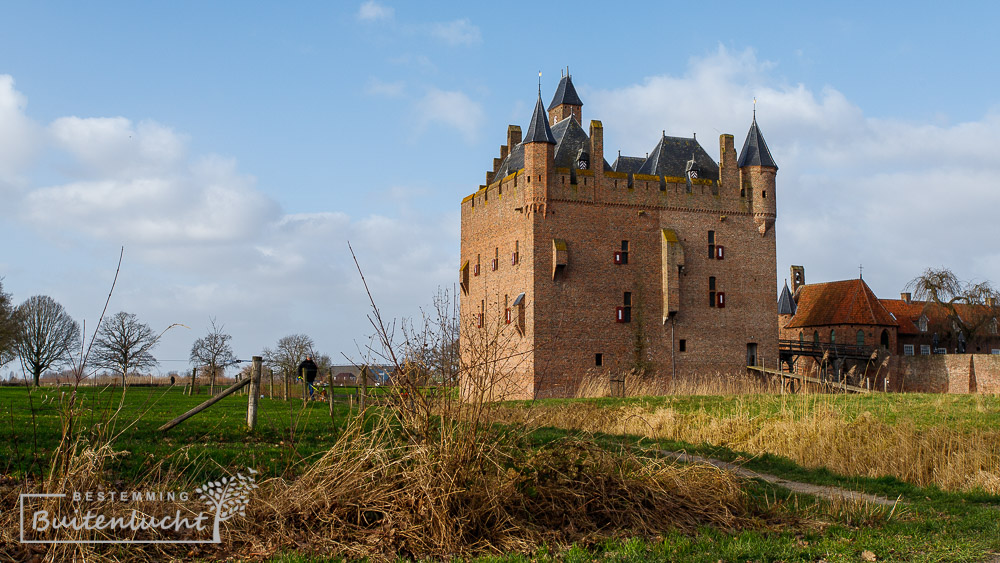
[
  {"x1": 786, "y1": 279, "x2": 897, "y2": 329},
  {"x1": 880, "y1": 299, "x2": 924, "y2": 335}
]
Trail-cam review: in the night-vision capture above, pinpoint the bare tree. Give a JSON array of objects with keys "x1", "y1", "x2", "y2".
[
  {"x1": 263, "y1": 334, "x2": 314, "y2": 400},
  {"x1": 905, "y1": 267, "x2": 1000, "y2": 351},
  {"x1": 0, "y1": 278, "x2": 20, "y2": 368},
  {"x1": 401, "y1": 286, "x2": 460, "y2": 386},
  {"x1": 92, "y1": 311, "x2": 159, "y2": 387},
  {"x1": 15, "y1": 295, "x2": 81, "y2": 387},
  {"x1": 190, "y1": 318, "x2": 237, "y2": 395}
]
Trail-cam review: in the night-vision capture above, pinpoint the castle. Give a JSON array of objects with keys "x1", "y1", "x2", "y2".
[{"x1": 459, "y1": 73, "x2": 779, "y2": 399}]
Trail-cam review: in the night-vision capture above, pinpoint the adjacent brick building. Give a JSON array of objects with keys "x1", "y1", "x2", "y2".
[
  {"x1": 777, "y1": 265, "x2": 1000, "y2": 387},
  {"x1": 459, "y1": 73, "x2": 779, "y2": 399}
]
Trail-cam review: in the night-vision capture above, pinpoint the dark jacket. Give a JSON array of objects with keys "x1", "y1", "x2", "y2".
[{"x1": 298, "y1": 358, "x2": 318, "y2": 383}]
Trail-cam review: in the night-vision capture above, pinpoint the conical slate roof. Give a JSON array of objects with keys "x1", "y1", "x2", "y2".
[
  {"x1": 778, "y1": 281, "x2": 796, "y2": 315},
  {"x1": 547, "y1": 74, "x2": 583, "y2": 110},
  {"x1": 524, "y1": 93, "x2": 556, "y2": 144},
  {"x1": 737, "y1": 117, "x2": 778, "y2": 169}
]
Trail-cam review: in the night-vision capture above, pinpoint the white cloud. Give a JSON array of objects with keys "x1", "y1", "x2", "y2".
[
  {"x1": 49, "y1": 117, "x2": 186, "y2": 178},
  {"x1": 415, "y1": 88, "x2": 484, "y2": 142},
  {"x1": 588, "y1": 45, "x2": 1000, "y2": 294},
  {"x1": 429, "y1": 18, "x2": 481, "y2": 46},
  {"x1": 358, "y1": 0, "x2": 393, "y2": 21},
  {"x1": 0, "y1": 75, "x2": 42, "y2": 190}
]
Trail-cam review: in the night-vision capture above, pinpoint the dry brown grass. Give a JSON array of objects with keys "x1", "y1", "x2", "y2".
[
  {"x1": 506, "y1": 399, "x2": 1000, "y2": 494},
  {"x1": 576, "y1": 370, "x2": 786, "y2": 398}
]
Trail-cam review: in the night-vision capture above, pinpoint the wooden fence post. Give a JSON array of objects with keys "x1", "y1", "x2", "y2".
[
  {"x1": 301, "y1": 367, "x2": 308, "y2": 408},
  {"x1": 248, "y1": 356, "x2": 262, "y2": 431},
  {"x1": 189, "y1": 367, "x2": 197, "y2": 396},
  {"x1": 327, "y1": 371, "x2": 334, "y2": 420},
  {"x1": 360, "y1": 366, "x2": 368, "y2": 411}
]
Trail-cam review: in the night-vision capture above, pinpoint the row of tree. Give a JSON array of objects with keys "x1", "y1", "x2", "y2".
[{"x1": 0, "y1": 278, "x2": 245, "y2": 388}]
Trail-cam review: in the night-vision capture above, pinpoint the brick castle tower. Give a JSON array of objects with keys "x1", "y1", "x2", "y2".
[{"x1": 459, "y1": 72, "x2": 779, "y2": 399}]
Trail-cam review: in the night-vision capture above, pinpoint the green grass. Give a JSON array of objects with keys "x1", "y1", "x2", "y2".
[
  {"x1": 0, "y1": 385, "x2": 357, "y2": 481},
  {"x1": 6, "y1": 386, "x2": 1000, "y2": 561}
]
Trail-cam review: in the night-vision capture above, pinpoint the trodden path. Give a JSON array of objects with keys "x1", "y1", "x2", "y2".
[{"x1": 662, "y1": 450, "x2": 902, "y2": 507}]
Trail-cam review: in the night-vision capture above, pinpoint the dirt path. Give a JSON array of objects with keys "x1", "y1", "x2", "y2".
[{"x1": 663, "y1": 451, "x2": 902, "y2": 506}]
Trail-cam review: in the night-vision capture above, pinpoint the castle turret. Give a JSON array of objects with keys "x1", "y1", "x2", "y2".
[
  {"x1": 738, "y1": 114, "x2": 778, "y2": 235},
  {"x1": 524, "y1": 90, "x2": 555, "y2": 215},
  {"x1": 547, "y1": 73, "x2": 583, "y2": 126}
]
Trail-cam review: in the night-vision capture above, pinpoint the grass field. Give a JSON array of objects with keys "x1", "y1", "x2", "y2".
[
  {"x1": 0, "y1": 384, "x2": 359, "y2": 481},
  {"x1": 3, "y1": 385, "x2": 1000, "y2": 562}
]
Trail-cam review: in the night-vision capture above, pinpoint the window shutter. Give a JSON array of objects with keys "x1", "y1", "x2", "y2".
[
  {"x1": 716, "y1": 245, "x2": 725, "y2": 260},
  {"x1": 717, "y1": 292, "x2": 726, "y2": 308},
  {"x1": 616, "y1": 307, "x2": 625, "y2": 323},
  {"x1": 613, "y1": 251, "x2": 623, "y2": 265}
]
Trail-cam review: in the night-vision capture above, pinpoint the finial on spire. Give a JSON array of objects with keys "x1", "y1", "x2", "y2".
[
  {"x1": 753, "y1": 97, "x2": 757, "y2": 120},
  {"x1": 859, "y1": 264, "x2": 864, "y2": 279},
  {"x1": 538, "y1": 70, "x2": 542, "y2": 96}
]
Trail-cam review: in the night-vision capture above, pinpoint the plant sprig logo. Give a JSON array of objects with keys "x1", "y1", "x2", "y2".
[{"x1": 19, "y1": 468, "x2": 258, "y2": 544}]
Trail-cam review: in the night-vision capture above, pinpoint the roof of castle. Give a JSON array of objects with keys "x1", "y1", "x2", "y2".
[
  {"x1": 611, "y1": 155, "x2": 646, "y2": 174},
  {"x1": 737, "y1": 117, "x2": 778, "y2": 169},
  {"x1": 548, "y1": 74, "x2": 583, "y2": 110},
  {"x1": 550, "y1": 117, "x2": 613, "y2": 171},
  {"x1": 636, "y1": 134, "x2": 720, "y2": 181},
  {"x1": 778, "y1": 281, "x2": 796, "y2": 316},
  {"x1": 785, "y1": 278, "x2": 897, "y2": 329},
  {"x1": 523, "y1": 93, "x2": 556, "y2": 144}
]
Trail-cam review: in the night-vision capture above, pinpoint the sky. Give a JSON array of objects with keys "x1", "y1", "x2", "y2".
[{"x1": 2, "y1": 1, "x2": 999, "y2": 377}]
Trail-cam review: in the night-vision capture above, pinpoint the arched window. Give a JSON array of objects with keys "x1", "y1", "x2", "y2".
[
  {"x1": 880, "y1": 329, "x2": 890, "y2": 349},
  {"x1": 799, "y1": 331, "x2": 804, "y2": 342},
  {"x1": 830, "y1": 330, "x2": 836, "y2": 344},
  {"x1": 813, "y1": 330, "x2": 819, "y2": 344},
  {"x1": 857, "y1": 330, "x2": 865, "y2": 347}
]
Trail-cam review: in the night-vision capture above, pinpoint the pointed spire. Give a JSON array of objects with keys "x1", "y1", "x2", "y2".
[
  {"x1": 778, "y1": 280, "x2": 797, "y2": 315},
  {"x1": 737, "y1": 112, "x2": 778, "y2": 169},
  {"x1": 547, "y1": 73, "x2": 583, "y2": 111},
  {"x1": 524, "y1": 92, "x2": 556, "y2": 144}
]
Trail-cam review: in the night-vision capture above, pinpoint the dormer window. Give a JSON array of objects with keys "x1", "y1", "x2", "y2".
[{"x1": 918, "y1": 315, "x2": 928, "y2": 333}]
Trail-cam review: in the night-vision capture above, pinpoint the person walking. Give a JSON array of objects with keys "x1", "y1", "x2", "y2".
[{"x1": 298, "y1": 356, "x2": 319, "y2": 399}]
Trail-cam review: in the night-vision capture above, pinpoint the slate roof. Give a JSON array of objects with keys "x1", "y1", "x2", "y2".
[
  {"x1": 636, "y1": 134, "x2": 720, "y2": 181},
  {"x1": 523, "y1": 93, "x2": 556, "y2": 144},
  {"x1": 737, "y1": 117, "x2": 778, "y2": 169},
  {"x1": 611, "y1": 155, "x2": 646, "y2": 174},
  {"x1": 492, "y1": 142, "x2": 524, "y2": 179},
  {"x1": 778, "y1": 281, "x2": 797, "y2": 316},
  {"x1": 550, "y1": 117, "x2": 613, "y2": 171},
  {"x1": 547, "y1": 74, "x2": 583, "y2": 110},
  {"x1": 785, "y1": 279, "x2": 897, "y2": 329}
]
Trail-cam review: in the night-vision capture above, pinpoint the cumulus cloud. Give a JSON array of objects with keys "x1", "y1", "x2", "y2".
[
  {"x1": 357, "y1": 0, "x2": 393, "y2": 21},
  {"x1": 588, "y1": 45, "x2": 1000, "y2": 293},
  {"x1": 0, "y1": 75, "x2": 42, "y2": 190},
  {"x1": 429, "y1": 18, "x2": 481, "y2": 46},
  {"x1": 415, "y1": 87, "x2": 484, "y2": 142},
  {"x1": 24, "y1": 118, "x2": 279, "y2": 246},
  {"x1": 366, "y1": 77, "x2": 405, "y2": 97}
]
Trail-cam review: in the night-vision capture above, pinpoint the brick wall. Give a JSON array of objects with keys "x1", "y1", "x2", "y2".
[{"x1": 461, "y1": 122, "x2": 778, "y2": 398}]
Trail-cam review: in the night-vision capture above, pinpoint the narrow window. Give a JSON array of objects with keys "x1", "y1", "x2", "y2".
[
  {"x1": 856, "y1": 330, "x2": 865, "y2": 347},
  {"x1": 708, "y1": 231, "x2": 715, "y2": 259},
  {"x1": 512, "y1": 240, "x2": 520, "y2": 266},
  {"x1": 615, "y1": 240, "x2": 629, "y2": 265},
  {"x1": 709, "y1": 276, "x2": 717, "y2": 308},
  {"x1": 813, "y1": 330, "x2": 820, "y2": 344},
  {"x1": 617, "y1": 292, "x2": 632, "y2": 323},
  {"x1": 679, "y1": 339, "x2": 687, "y2": 352},
  {"x1": 762, "y1": 190, "x2": 767, "y2": 199},
  {"x1": 595, "y1": 353, "x2": 603, "y2": 367},
  {"x1": 474, "y1": 254, "x2": 481, "y2": 276},
  {"x1": 492, "y1": 247, "x2": 498, "y2": 271},
  {"x1": 830, "y1": 330, "x2": 836, "y2": 344}
]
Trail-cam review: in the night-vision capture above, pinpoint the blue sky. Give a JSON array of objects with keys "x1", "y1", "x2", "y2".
[{"x1": 2, "y1": 1, "x2": 999, "y2": 375}]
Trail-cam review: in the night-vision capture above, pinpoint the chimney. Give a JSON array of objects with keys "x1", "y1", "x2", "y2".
[
  {"x1": 901, "y1": 292, "x2": 911, "y2": 304},
  {"x1": 506, "y1": 125, "x2": 522, "y2": 151},
  {"x1": 988, "y1": 297, "x2": 997, "y2": 308}
]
